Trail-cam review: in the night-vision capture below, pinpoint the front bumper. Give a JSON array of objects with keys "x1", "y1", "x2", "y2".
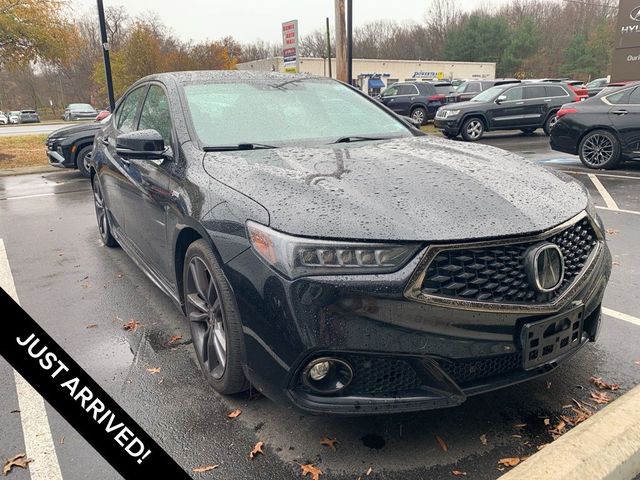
[
  {"x1": 224, "y1": 219, "x2": 611, "y2": 415},
  {"x1": 46, "y1": 143, "x2": 74, "y2": 168},
  {"x1": 434, "y1": 117, "x2": 462, "y2": 135}
]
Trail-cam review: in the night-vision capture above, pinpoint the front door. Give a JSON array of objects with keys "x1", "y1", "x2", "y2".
[
  {"x1": 119, "y1": 84, "x2": 175, "y2": 280},
  {"x1": 609, "y1": 86, "x2": 640, "y2": 158},
  {"x1": 489, "y1": 86, "x2": 528, "y2": 129}
]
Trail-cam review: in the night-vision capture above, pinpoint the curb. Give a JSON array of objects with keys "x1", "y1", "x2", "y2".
[
  {"x1": 0, "y1": 165, "x2": 60, "y2": 177},
  {"x1": 499, "y1": 384, "x2": 640, "y2": 480}
]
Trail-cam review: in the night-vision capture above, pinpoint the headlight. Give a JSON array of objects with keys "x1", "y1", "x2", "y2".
[
  {"x1": 247, "y1": 221, "x2": 421, "y2": 279},
  {"x1": 443, "y1": 110, "x2": 460, "y2": 118}
]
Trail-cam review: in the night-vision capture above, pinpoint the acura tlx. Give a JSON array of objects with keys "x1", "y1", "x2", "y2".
[{"x1": 90, "y1": 71, "x2": 611, "y2": 414}]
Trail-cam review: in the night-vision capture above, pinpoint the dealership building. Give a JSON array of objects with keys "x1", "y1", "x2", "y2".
[{"x1": 236, "y1": 57, "x2": 497, "y2": 94}]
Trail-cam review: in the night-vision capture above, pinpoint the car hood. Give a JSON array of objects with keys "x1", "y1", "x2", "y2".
[
  {"x1": 444, "y1": 99, "x2": 489, "y2": 110},
  {"x1": 202, "y1": 136, "x2": 588, "y2": 241},
  {"x1": 48, "y1": 122, "x2": 102, "y2": 139}
]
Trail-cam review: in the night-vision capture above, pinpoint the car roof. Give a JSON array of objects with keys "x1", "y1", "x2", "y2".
[{"x1": 136, "y1": 70, "x2": 322, "y2": 86}]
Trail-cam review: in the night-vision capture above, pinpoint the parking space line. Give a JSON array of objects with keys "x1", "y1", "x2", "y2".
[
  {"x1": 1, "y1": 193, "x2": 57, "y2": 201},
  {"x1": 603, "y1": 307, "x2": 640, "y2": 327},
  {"x1": 596, "y1": 206, "x2": 640, "y2": 216},
  {"x1": 560, "y1": 170, "x2": 640, "y2": 181},
  {"x1": 0, "y1": 239, "x2": 64, "y2": 480},
  {"x1": 588, "y1": 174, "x2": 619, "y2": 210}
]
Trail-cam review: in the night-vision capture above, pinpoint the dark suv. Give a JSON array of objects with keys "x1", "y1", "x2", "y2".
[
  {"x1": 434, "y1": 82, "x2": 578, "y2": 141},
  {"x1": 447, "y1": 79, "x2": 520, "y2": 103},
  {"x1": 379, "y1": 81, "x2": 455, "y2": 125}
]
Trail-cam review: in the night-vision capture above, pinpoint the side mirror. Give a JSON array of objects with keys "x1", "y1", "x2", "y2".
[
  {"x1": 116, "y1": 129, "x2": 165, "y2": 160},
  {"x1": 496, "y1": 95, "x2": 507, "y2": 104},
  {"x1": 401, "y1": 115, "x2": 422, "y2": 128}
]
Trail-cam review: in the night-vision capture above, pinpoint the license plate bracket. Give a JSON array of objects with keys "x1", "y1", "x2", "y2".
[{"x1": 521, "y1": 305, "x2": 584, "y2": 370}]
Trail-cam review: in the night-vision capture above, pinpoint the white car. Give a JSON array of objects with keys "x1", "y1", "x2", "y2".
[
  {"x1": 0, "y1": 112, "x2": 7, "y2": 125},
  {"x1": 8, "y1": 111, "x2": 20, "y2": 124}
]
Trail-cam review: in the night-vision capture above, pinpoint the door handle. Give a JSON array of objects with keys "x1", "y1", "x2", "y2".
[
  {"x1": 544, "y1": 99, "x2": 552, "y2": 102},
  {"x1": 516, "y1": 101, "x2": 524, "y2": 105},
  {"x1": 611, "y1": 110, "x2": 628, "y2": 115},
  {"x1": 100, "y1": 137, "x2": 109, "y2": 145}
]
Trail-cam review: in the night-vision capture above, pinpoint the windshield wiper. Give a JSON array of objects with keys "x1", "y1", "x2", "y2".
[
  {"x1": 332, "y1": 136, "x2": 389, "y2": 144},
  {"x1": 203, "y1": 143, "x2": 278, "y2": 152}
]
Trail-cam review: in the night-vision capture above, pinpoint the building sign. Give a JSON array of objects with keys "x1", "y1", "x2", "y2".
[
  {"x1": 611, "y1": 0, "x2": 640, "y2": 81},
  {"x1": 282, "y1": 20, "x2": 300, "y2": 74},
  {"x1": 412, "y1": 71, "x2": 445, "y2": 80}
]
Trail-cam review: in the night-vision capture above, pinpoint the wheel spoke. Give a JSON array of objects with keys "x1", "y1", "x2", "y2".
[
  {"x1": 189, "y1": 310, "x2": 209, "y2": 323},
  {"x1": 190, "y1": 261, "x2": 209, "y2": 300},
  {"x1": 186, "y1": 293, "x2": 208, "y2": 313}
]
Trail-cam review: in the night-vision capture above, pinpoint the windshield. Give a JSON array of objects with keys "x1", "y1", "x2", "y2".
[
  {"x1": 435, "y1": 85, "x2": 455, "y2": 94},
  {"x1": 69, "y1": 103, "x2": 94, "y2": 110},
  {"x1": 183, "y1": 78, "x2": 410, "y2": 147},
  {"x1": 470, "y1": 85, "x2": 505, "y2": 102}
]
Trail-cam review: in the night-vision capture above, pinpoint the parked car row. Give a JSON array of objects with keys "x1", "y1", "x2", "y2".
[{"x1": 0, "y1": 110, "x2": 39, "y2": 124}]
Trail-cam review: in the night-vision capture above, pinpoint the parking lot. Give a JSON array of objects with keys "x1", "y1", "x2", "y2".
[{"x1": 1, "y1": 131, "x2": 639, "y2": 479}]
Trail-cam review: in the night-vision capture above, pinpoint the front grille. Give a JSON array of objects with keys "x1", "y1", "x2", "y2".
[
  {"x1": 343, "y1": 356, "x2": 423, "y2": 396},
  {"x1": 437, "y1": 353, "x2": 522, "y2": 386},
  {"x1": 420, "y1": 218, "x2": 598, "y2": 304}
]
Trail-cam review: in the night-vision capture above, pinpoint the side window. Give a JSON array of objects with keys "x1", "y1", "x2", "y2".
[
  {"x1": 381, "y1": 85, "x2": 399, "y2": 97},
  {"x1": 545, "y1": 85, "x2": 569, "y2": 97},
  {"x1": 466, "y1": 82, "x2": 481, "y2": 93},
  {"x1": 606, "y1": 90, "x2": 629, "y2": 105},
  {"x1": 525, "y1": 85, "x2": 546, "y2": 99},
  {"x1": 628, "y1": 87, "x2": 640, "y2": 105},
  {"x1": 503, "y1": 87, "x2": 523, "y2": 101},
  {"x1": 115, "y1": 87, "x2": 145, "y2": 133},
  {"x1": 397, "y1": 84, "x2": 419, "y2": 95},
  {"x1": 138, "y1": 85, "x2": 172, "y2": 145}
]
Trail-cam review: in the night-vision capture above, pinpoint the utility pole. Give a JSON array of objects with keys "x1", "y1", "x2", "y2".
[
  {"x1": 334, "y1": 0, "x2": 347, "y2": 83},
  {"x1": 346, "y1": 0, "x2": 353, "y2": 85},
  {"x1": 325, "y1": 17, "x2": 332, "y2": 78},
  {"x1": 97, "y1": 0, "x2": 115, "y2": 111}
]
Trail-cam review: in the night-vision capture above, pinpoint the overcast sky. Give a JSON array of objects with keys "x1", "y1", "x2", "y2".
[{"x1": 73, "y1": 0, "x2": 511, "y2": 44}]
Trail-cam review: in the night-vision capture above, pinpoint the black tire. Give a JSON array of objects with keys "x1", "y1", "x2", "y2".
[
  {"x1": 410, "y1": 106, "x2": 428, "y2": 126},
  {"x1": 520, "y1": 128, "x2": 536, "y2": 135},
  {"x1": 183, "y1": 239, "x2": 249, "y2": 395},
  {"x1": 75, "y1": 145, "x2": 92, "y2": 178},
  {"x1": 461, "y1": 117, "x2": 484, "y2": 141},
  {"x1": 442, "y1": 131, "x2": 457, "y2": 140},
  {"x1": 578, "y1": 129, "x2": 621, "y2": 170},
  {"x1": 92, "y1": 177, "x2": 118, "y2": 247},
  {"x1": 543, "y1": 112, "x2": 558, "y2": 136}
]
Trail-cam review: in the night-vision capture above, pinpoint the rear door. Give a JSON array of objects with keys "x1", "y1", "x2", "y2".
[
  {"x1": 489, "y1": 86, "x2": 527, "y2": 129},
  {"x1": 609, "y1": 86, "x2": 640, "y2": 158},
  {"x1": 522, "y1": 85, "x2": 548, "y2": 127},
  {"x1": 381, "y1": 83, "x2": 419, "y2": 115}
]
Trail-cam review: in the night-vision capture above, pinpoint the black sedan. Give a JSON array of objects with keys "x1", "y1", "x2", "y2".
[
  {"x1": 47, "y1": 117, "x2": 109, "y2": 177},
  {"x1": 90, "y1": 71, "x2": 611, "y2": 414},
  {"x1": 550, "y1": 81, "x2": 640, "y2": 169}
]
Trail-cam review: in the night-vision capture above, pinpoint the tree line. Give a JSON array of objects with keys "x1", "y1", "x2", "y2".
[{"x1": 0, "y1": 0, "x2": 618, "y2": 112}]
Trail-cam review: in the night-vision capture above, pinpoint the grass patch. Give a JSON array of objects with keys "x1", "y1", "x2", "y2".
[
  {"x1": 0, "y1": 134, "x2": 49, "y2": 169},
  {"x1": 420, "y1": 122, "x2": 442, "y2": 135}
]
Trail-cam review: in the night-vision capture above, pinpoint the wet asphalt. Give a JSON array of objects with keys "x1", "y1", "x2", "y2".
[{"x1": 1, "y1": 130, "x2": 639, "y2": 480}]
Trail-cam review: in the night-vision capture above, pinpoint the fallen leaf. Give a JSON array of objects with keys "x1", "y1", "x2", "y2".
[
  {"x1": 590, "y1": 390, "x2": 612, "y2": 404},
  {"x1": 157, "y1": 378, "x2": 164, "y2": 385},
  {"x1": 590, "y1": 376, "x2": 620, "y2": 391},
  {"x1": 546, "y1": 381, "x2": 552, "y2": 389},
  {"x1": 123, "y1": 319, "x2": 141, "y2": 331},
  {"x1": 635, "y1": 360, "x2": 640, "y2": 365},
  {"x1": 451, "y1": 470, "x2": 467, "y2": 476},
  {"x1": 435, "y1": 435, "x2": 448, "y2": 452},
  {"x1": 537, "y1": 443, "x2": 549, "y2": 450},
  {"x1": 227, "y1": 409, "x2": 242, "y2": 419},
  {"x1": 543, "y1": 418, "x2": 550, "y2": 426},
  {"x1": 498, "y1": 457, "x2": 520, "y2": 467},
  {"x1": 320, "y1": 436, "x2": 338, "y2": 451},
  {"x1": 167, "y1": 334, "x2": 183, "y2": 345},
  {"x1": 605, "y1": 228, "x2": 619, "y2": 236},
  {"x1": 85, "y1": 324, "x2": 97, "y2": 329},
  {"x1": 249, "y1": 441, "x2": 264, "y2": 459},
  {"x1": 146, "y1": 368, "x2": 161, "y2": 374},
  {"x1": 60, "y1": 436, "x2": 64, "y2": 445},
  {"x1": 192, "y1": 464, "x2": 219, "y2": 473},
  {"x1": 2, "y1": 453, "x2": 33, "y2": 476},
  {"x1": 511, "y1": 434, "x2": 522, "y2": 439},
  {"x1": 513, "y1": 423, "x2": 527, "y2": 429},
  {"x1": 366, "y1": 466, "x2": 373, "y2": 475},
  {"x1": 549, "y1": 420, "x2": 567, "y2": 437},
  {"x1": 300, "y1": 463, "x2": 323, "y2": 480},
  {"x1": 479, "y1": 434, "x2": 488, "y2": 445}
]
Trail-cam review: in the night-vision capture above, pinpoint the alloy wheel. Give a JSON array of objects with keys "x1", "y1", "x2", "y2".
[
  {"x1": 185, "y1": 257, "x2": 227, "y2": 379},
  {"x1": 465, "y1": 120, "x2": 483, "y2": 139},
  {"x1": 93, "y1": 180, "x2": 108, "y2": 238},
  {"x1": 548, "y1": 116, "x2": 558, "y2": 130},
  {"x1": 83, "y1": 152, "x2": 92, "y2": 172},
  {"x1": 412, "y1": 109, "x2": 425, "y2": 125},
  {"x1": 582, "y1": 134, "x2": 614, "y2": 167}
]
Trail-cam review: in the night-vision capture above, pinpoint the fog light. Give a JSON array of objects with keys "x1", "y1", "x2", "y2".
[
  {"x1": 309, "y1": 361, "x2": 330, "y2": 380},
  {"x1": 302, "y1": 357, "x2": 353, "y2": 395}
]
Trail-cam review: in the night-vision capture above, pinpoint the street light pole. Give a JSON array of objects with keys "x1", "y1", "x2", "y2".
[
  {"x1": 97, "y1": 0, "x2": 115, "y2": 112},
  {"x1": 326, "y1": 17, "x2": 332, "y2": 78},
  {"x1": 346, "y1": 0, "x2": 353, "y2": 86}
]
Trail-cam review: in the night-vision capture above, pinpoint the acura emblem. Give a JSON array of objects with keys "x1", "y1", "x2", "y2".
[
  {"x1": 525, "y1": 243, "x2": 565, "y2": 293},
  {"x1": 631, "y1": 5, "x2": 640, "y2": 22}
]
